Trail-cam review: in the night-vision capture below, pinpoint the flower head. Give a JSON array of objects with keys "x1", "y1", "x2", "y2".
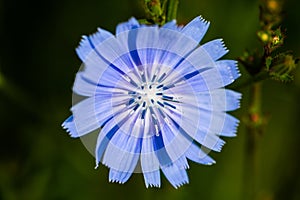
[{"x1": 62, "y1": 16, "x2": 241, "y2": 188}]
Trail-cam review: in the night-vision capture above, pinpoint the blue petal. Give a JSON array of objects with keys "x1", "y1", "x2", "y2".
[
  {"x1": 161, "y1": 20, "x2": 179, "y2": 31},
  {"x1": 158, "y1": 28, "x2": 198, "y2": 58},
  {"x1": 75, "y1": 39, "x2": 130, "y2": 96},
  {"x1": 153, "y1": 133, "x2": 173, "y2": 166},
  {"x1": 88, "y1": 30, "x2": 132, "y2": 74},
  {"x1": 138, "y1": 25, "x2": 203, "y2": 83},
  {"x1": 163, "y1": 63, "x2": 239, "y2": 93},
  {"x1": 66, "y1": 98, "x2": 105, "y2": 138},
  {"x1": 201, "y1": 39, "x2": 228, "y2": 61},
  {"x1": 162, "y1": 43, "x2": 215, "y2": 83},
  {"x1": 68, "y1": 94, "x2": 129, "y2": 138},
  {"x1": 172, "y1": 156, "x2": 189, "y2": 170},
  {"x1": 162, "y1": 104, "x2": 226, "y2": 152},
  {"x1": 161, "y1": 40, "x2": 220, "y2": 84},
  {"x1": 114, "y1": 27, "x2": 200, "y2": 84},
  {"x1": 185, "y1": 142, "x2": 216, "y2": 165},
  {"x1": 141, "y1": 137, "x2": 161, "y2": 186},
  {"x1": 109, "y1": 168, "x2": 132, "y2": 184},
  {"x1": 99, "y1": 106, "x2": 143, "y2": 173},
  {"x1": 127, "y1": 27, "x2": 159, "y2": 66},
  {"x1": 156, "y1": 113, "x2": 193, "y2": 167},
  {"x1": 181, "y1": 16, "x2": 210, "y2": 44},
  {"x1": 196, "y1": 67, "x2": 234, "y2": 89},
  {"x1": 143, "y1": 170, "x2": 161, "y2": 188},
  {"x1": 132, "y1": 49, "x2": 186, "y2": 84},
  {"x1": 195, "y1": 109, "x2": 239, "y2": 138},
  {"x1": 73, "y1": 71, "x2": 136, "y2": 97},
  {"x1": 217, "y1": 114, "x2": 240, "y2": 137},
  {"x1": 173, "y1": 46, "x2": 237, "y2": 81},
  {"x1": 162, "y1": 72, "x2": 210, "y2": 93},
  {"x1": 222, "y1": 89, "x2": 242, "y2": 111},
  {"x1": 178, "y1": 89, "x2": 241, "y2": 112},
  {"x1": 73, "y1": 57, "x2": 110, "y2": 97},
  {"x1": 116, "y1": 17, "x2": 140, "y2": 35},
  {"x1": 95, "y1": 115, "x2": 126, "y2": 167},
  {"x1": 181, "y1": 42, "x2": 215, "y2": 67},
  {"x1": 130, "y1": 27, "x2": 159, "y2": 49},
  {"x1": 72, "y1": 72, "x2": 95, "y2": 97},
  {"x1": 76, "y1": 29, "x2": 113, "y2": 62},
  {"x1": 96, "y1": 65, "x2": 139, "y2": 91},
  {"x1": 161, "y1": 158, "x2": 189, "y2": 188},
  {"x1": 102, "y1": 132, "x2": 142, "y2": 173},
  {"x1": 62, "y1": 115, "x2": 78, "y2": 138},
  {"x1": 215, "y1": 60, "x2": 241, "y2": 85}
]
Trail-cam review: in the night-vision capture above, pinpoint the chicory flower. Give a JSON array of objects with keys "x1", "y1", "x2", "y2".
[{"x1": 62, "y1": 16, "x2": 241, "y2": 188}]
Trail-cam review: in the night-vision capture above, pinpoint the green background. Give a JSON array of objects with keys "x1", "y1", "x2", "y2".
[{"x1": 1, "y1": 0, "x2": 300, "y2": 199}]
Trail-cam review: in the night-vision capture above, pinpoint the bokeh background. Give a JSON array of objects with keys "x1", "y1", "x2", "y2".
[{"x1": 1, "y1": 0, "x2": 300, "y2": 199}]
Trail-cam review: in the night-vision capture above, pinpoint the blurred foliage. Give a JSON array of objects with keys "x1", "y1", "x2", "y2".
[
  {"x1": 239, "y1": 0, "x2": 298, "y2": 84},
  {"x1": 0, "y1": 0, "x2": 300, "y2": 200}
]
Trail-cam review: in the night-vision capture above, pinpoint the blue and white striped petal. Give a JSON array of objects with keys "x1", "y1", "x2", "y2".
[
  {"x1": 116, "y1": 17, "x2": 140, "y2": 35},
  {"x1": 181, "y1": 16, "x2": 210, "y2": 44}
]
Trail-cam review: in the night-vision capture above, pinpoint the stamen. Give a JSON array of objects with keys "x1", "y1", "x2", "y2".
[
  {"x1": 128, "y1": 98, "x2": 135, "y2": 105},
  {"x1": 163, "y1": 102, "x2": 176, "y2": 109},
  {"x1": 157, "y1": 101, "x2": 164, "y2": 107},
  {"x1": 156, "y1": 84, "x2": 164, "y2": 89},
  {"x1": 128, "y1": 91, "x2": 137, "y2": 95},
  {"x1": 151, "y1": 75, "x2": 157, "y2": 82},
  {"x1": 158, "y1": 73, "x2": 166, "y2": 82},
  {"x1": 141, "y1": 109, "x2": 146, "y2": 119},
  {"x1": 162, "y1": 95, "x2": 173, "y2": 100}
]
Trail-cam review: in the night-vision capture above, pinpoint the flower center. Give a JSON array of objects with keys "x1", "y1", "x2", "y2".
[{"x1": 139, "y1": 83, "x2": 160, "y2": 107}]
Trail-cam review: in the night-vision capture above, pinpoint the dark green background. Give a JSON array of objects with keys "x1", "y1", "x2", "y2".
[{"x1": 1, "y1": 0, "x2": 300, "y2": 199}]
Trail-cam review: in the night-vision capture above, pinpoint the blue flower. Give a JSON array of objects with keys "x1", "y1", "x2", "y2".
[{"x1": 62, "y1": 16, "x2": 241, "y2": 188}]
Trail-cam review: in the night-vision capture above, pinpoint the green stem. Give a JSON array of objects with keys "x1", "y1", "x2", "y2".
[
  {"x1": 244, "y1": 82, "x2": 262, "y2": 200},
  {"x1": 166, "y1": 0, "x2": 179, "y2": 22}
]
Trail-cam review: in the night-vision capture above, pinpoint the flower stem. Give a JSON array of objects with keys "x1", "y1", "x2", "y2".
[
  {"x1": 244, "y1": 82, "x2": 263, "y2": 200},
  {"x1": 166, "y1": 0, "x2": 179, "y2": 22}
]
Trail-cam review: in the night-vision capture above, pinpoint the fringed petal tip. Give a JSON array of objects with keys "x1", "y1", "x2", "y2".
[
  {"x1": 173, "y1": 179, "x2": 189, "y2": 189},
  {"x1": 235, "y1": 92, "x2": 242, "y2": 109},
  {"x1": 116, "y1": 17, "x2": 140, "y2": 35},
  {"x1": 75, "y1": 28, "x2": 113, "y2": 62},
  {"x1": 212, "y1": 139, "x2": 226, "y2": 152},
  {"x1": 108, "y1": 169, "x2": 132, "y2": 184},
  {"x1": 161, "y1": 161, "x2": 190, "y2": 189},
  {"x1": 204, "y1": 160, "x2": 216, "y2": 166},
  {"x1": 143, "y1": 171, "x2": 161, "y2": 188},
  {"x1": 223, "y1": 89, "x2": 242, "y2": 111},
  {"x1": 61, "y1": 116, "x2": 79, "y2": 138},
  {"x1": 185, "y1": 142, "x2": 217, "y2": 165},
  {"x1": 225, "y1": 60, "x2": 242, "y2": 82},
  {"x1": 198, "y1": 15, "x2": 211, "y2": 26},
  {"x1": 75, "y1": 36, "x2": 90, "y2": 62},
  {"x1": 231, "y1": 118, "x2": 240, "y2": 134},
  {"x1": 181, "y1": 16, "x2": 210, "y2": 44},
  {"x1": 146, "y1": 183, "x2": 161, "y2": 188},
  {"x1": 202, "y1": 38, "x2": 229, "y2": 61},
  {"x1": 217, "y1": 116, "x2": 240, "y2": 138},
  {"x1": 233, "y1": 60, "x2": 242, "y2": 79}
]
